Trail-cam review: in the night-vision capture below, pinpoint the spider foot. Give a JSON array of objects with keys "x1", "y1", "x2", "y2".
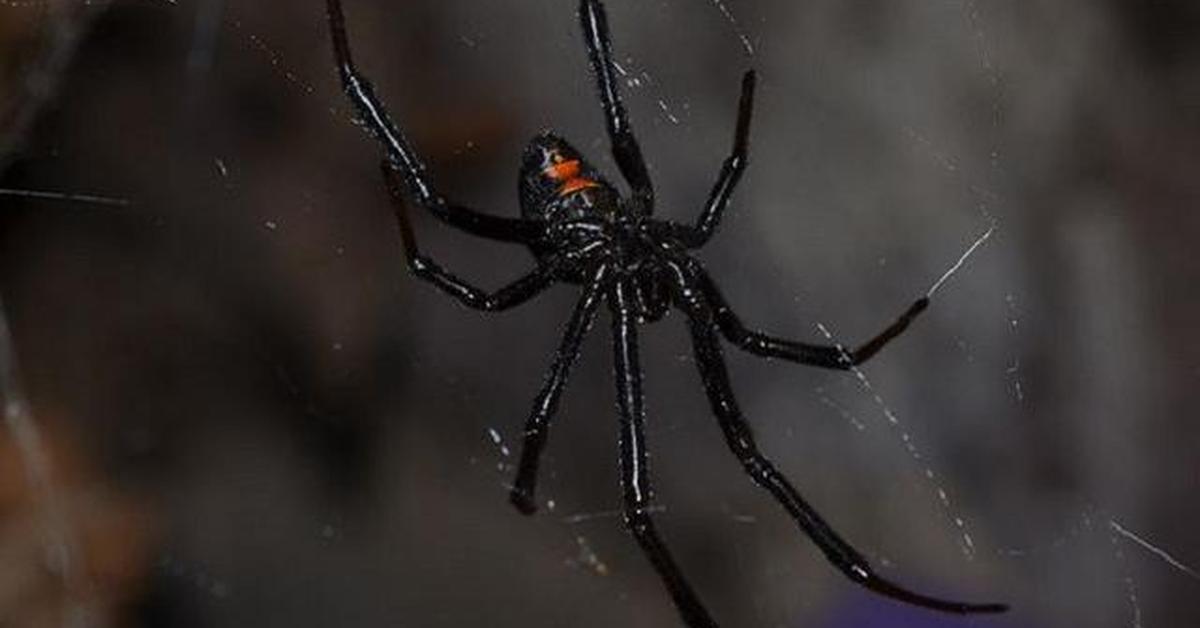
[
  {"x1": 853, "y1": 564, "x2": 1008, "y2": 614},
  {"x1": 508, "y1": 486, "x2": 539, "y2": 516},
  {"x1": 907, "y1": 296, "x2": 931, "y2": 318}
]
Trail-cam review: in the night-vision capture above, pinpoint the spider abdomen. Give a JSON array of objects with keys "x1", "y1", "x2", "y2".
[{"x1": 518, "y1": 133, "x2": 619, "y2": 223}]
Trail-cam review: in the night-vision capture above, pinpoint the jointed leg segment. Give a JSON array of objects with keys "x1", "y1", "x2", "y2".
[
  {"x1": 381, "y1": 162, "x2": 554, "y2": 311},
  {"x1": 681, "y1": 70, "x2": 756, "y2": 248},
  {"x1": 509, "y1": 266, "x2": 610, "y2": 514},
  {"x1": 580, "y1": 0, "x2": 654, "y2": 212},
  {"x1": 690, "y1": 260, "x2": 929, "y2": 369},
  {"x1": 671, "y1": 263, "x2": 1006, "y2": 616},
  {"x1": 328, "y1": 0, "x2": 536, "y2": 243},
  {"x1": 610, "y1": 281, "x2": 717, "y2": 628}
]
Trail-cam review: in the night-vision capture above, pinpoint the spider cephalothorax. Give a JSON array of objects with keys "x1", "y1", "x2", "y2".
[{"x1": 326, "y1": 0, "x2": 1006, "y2": 625}]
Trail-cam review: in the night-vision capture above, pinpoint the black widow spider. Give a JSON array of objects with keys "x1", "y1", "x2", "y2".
[{"x1": 325, "y1": 0, "x2": 1007, "y2": 625}]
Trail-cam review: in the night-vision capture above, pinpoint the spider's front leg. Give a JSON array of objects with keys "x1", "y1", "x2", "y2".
[
  {"x1": 327, "y1": 0, "x2": 536, "y2": 243},
  {"x1": 610, "y1": 280, "x2": 718, "y2": 628},
  {"x1": 381, "y1": 162, "x2": 554, "y2": 311},
  {"x1": 579, "y1": 0, "x2": 654, "y2": 212},
  {"x1": 508, "y1": 265, "x2": 610, "y2": 515},
  {"x1": 670, "y1": 262, "x2": 1006, "y2": 615},
  {"x1": 675, "y1": 70, "x2": 756, "y2": 249}
]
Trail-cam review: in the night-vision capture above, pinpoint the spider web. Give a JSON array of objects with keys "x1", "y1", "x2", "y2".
[{"x1": 0, "y1": 0, "x2": 1198, "y2": 627}]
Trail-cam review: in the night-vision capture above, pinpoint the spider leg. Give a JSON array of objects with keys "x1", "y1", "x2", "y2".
[
  {"x1": 327, "y1": 0, "x2": 537, "y2": 243},
  {"x1": 381, "y1": 161, "x2": 553, "y2": 310},
  {"x1": 678, "y1": 256, "x2": 928, "y2": 369},
  {"x1": 610, "y1": 280, "x2": 718, "y2": 628},
  {"x1": 509, "y1": 264, "x2": 610, "y2": 515},
  {"x1": 579, "y1": 0, "x2": 654, "y2": 212},
  {"x1": 675, "y1": 70, "x2": 756, "y2": 249},
  {"x1": 672, "y1": 269, "x2": 1006, "y2": 615}
]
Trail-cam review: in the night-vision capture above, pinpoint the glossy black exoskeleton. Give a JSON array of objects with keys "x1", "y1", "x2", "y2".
[
  {"x1": 326, "y1": 0, "x2": 1007, "y2": 625},
  {"x1": 518, "y1": 132, "x2": 675, "y2": 319}
]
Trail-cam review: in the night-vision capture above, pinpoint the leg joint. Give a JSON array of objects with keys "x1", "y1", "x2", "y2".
[{"x1": 623, "y1": 507, "x2": 655, "y2": 535}]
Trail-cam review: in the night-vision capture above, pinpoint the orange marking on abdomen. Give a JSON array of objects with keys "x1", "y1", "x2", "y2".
[
  {"x1": 543, "y1": 159, "x2": 582, "y2": 181},
  {"x1": 543, "y1": 159, "x2": 599, "y2": 196},
  {"x1": 558, "y1": 177, "x2": 600, "y2": 196}
]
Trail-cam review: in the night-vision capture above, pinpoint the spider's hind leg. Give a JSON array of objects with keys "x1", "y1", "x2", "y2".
[
  {"x1": 690, "y1": 257, "x2": 929, "y2": 370},
  {"x1": 610, "y1": 281, "x2": 718, "y2": 628},
  {"x1": 673, "y1": 266, "x2": 1007, "y2": 615}
]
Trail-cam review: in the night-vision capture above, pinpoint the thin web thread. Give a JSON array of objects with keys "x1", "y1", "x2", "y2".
[
  {"x1": 1109, "y1": 520, "x2": 1146, "y2": 628},
  {"x1": 706, "y1": 0, "x2": 755, "y2": 59},
  {"x1": 0, "y1": 187, "x2": 131, "y2": 207},
  {"x1": 815, "y1": 322, "x2": 977, "y2": 560},
  {"x1": 926, "y1": 221, "x2": 996, "y2": 298},
  {"x1": 1110, "y1": 518, "x2": 1200, "y2": 581}
]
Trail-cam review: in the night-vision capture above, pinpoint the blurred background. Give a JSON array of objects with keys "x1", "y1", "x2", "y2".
[{"x1": 1, "y1": 0, "x2": 1198, "y2": 626}]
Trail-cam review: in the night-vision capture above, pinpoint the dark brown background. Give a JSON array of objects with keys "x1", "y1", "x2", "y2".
[{"x1": 1, "y1": 0, "x2": 1198, "y2": 626}]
